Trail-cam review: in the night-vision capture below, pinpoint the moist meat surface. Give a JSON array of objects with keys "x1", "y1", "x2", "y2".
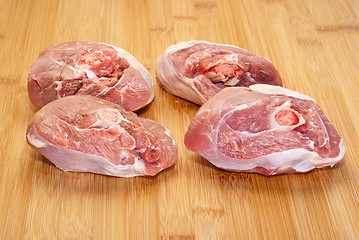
[
  {"x1": 184, "y1": 85, "x2": 345, "y2": 175},
  {"x1": 28, "y1": 41, "x2": 154, "y2": 111},
  {"x1": 156, "y1": 41, "x2": 282, "y2": 105},
  {"x1": 27, "y1": 95, "x2": 177, "y2": 177}
]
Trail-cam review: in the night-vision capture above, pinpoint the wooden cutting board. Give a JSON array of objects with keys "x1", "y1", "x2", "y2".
[{"x1": 1, "y1": 0, "x2": 358, "y2": 239}]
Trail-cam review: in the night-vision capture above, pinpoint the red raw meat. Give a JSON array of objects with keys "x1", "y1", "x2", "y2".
[
  {"x1": 184, "y1": 84, "x2": 345, "y2": 175},
  {"x1": 156, "y1": 41, "x2": 282, "y2": 105},
  {"x1": 27, "y1": 95, "x2": 177, "y2": 177},
  {"x1": 28, "y1": 41, "x2": 154, "y2": 111}
]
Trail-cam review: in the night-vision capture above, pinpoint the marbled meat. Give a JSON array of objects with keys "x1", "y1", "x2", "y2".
[
  {"x1": 184, "y1": 84, "x2": 345, "y2": 175},
  {"x1": 28, "y1": 41, "x2": 154, "y2": 111},
  {"x1": 156, "y1": 41, "x2": 282, "y2": 105},
  {"x1": 27, "y1": 95, "x2": 177, "y2": 177}
]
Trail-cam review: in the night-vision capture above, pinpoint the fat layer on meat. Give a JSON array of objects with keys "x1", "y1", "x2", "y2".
[
  {"x1": 28, "y1": 41, "x2": 154, "y2": 111},
  {"x1": 156, "y1": 41, "x2": 282, "y2": 105},
  {"x1": 27, "y1": 95, "x2": 177, "y2": 177},
  {"x1": 184, "y1": 84, "x2": 345, "y2": 175}
]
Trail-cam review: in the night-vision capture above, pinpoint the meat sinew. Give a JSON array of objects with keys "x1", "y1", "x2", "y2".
[
  {"x1": 184, "y1": 84, "x2": 345, "y2": 175},
  {"x1": 156, "y1": 41, "x2": 282, "y2": 105},
  {"x1": 27, "y1": 95, "x2": 177, "y2": 177},
  {"x1": 28, "y1": 41, "x2": 154, "y2": 111}
]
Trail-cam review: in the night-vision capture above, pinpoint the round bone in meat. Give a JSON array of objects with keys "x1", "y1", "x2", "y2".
[
  {"x1": 156, "y1": 41, "x2": 282, "y2": 105},
  {"x1": 28, "y1": 41, "x2": 154, "y2": 111},
  {"x1": 27, "y1": 95, "x2": 177, "y2": 177},
  {"x1": 184, "y1": 84, "x2": 345, "y2": 176}
]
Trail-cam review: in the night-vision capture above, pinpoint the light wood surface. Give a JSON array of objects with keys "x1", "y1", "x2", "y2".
[{"x1": 1, "y1": 0, "x2": 358, "y2": 239}]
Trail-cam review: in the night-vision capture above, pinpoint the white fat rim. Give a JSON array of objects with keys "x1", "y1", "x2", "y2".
[
  {"x1": 102, "y1": 42, "x2": 155, "y2": 104},
  {"x1": 249, "y1": 84, "x2": 315, "y2": 101},
  {"x1": 27, "y1": 129, "x2": 149, "y2": 177},
  {"x1": 155, "y1": 49, "x2": 203, "y2": 105},
  {"x1": 161, "y1": 40, "x2": 274, "y2": 63},
  {"x1": 202, "y1": 139, "x2": 346, "y2": 174},
  {"x1": 162, "y1": 40, "x2": 250, "y2": 55}
]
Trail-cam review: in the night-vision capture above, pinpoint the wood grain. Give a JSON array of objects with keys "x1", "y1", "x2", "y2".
[{"x1": 1, "y1": 0, "x2": 358, "y2": 239}]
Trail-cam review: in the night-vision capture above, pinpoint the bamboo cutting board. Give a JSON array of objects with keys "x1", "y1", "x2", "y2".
[{"x1": 0, "y1": 0, "x2": 358, "y2": 239}]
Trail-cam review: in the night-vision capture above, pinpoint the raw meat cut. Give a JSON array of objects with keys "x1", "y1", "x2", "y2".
[
  {"x1": 184, "y1": 84, "x2": 345, "y2": 175},
  {"x1": 156, "y1": 41, "x2": 282, "y2": 105},
  {"x1": 27, "y1": 95, "x2": 177, "y2": 177},
  {"x1": 28, "y1": 41, "x2": 154, "y2": 111}
]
